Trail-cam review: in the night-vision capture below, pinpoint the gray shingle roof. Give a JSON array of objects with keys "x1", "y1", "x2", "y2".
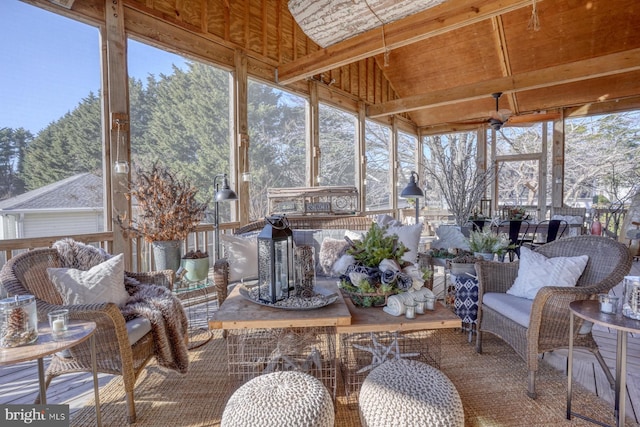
[{"x1": 0, "y1": 173, "x2": 103, "y2": 211}]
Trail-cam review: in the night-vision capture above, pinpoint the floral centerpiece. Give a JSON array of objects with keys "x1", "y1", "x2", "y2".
[
  {"x1": 508, "y1": 206, "x2": 528, "y2": 220},
  {"x1": 338, "y1": 223, "x2": 431, "y2": 307}
]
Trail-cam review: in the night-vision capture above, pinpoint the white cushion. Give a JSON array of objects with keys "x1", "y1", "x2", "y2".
[
  {"x1": 482, "y1": 292, "x2": 534, "y2": 328},
  {"x1": 221, "y1": 232, "x2": 259, "y2": 282},
  {"x1": 385, "y1": 223, "x2": 423, "y2": 264},
  {"x1": 506, "y1": 246, "x2": 588, "y2": 300},
  {"x1": 47, "y1": 254, "x2": 129, "y2": 306},
  {"x1": 126, "y1": 317, "x2": 152, "y2": 346}
]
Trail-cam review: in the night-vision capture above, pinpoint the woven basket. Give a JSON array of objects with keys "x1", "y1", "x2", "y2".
[{"x1": 341, "y1": 289, "x2": 393, "y2": 308}]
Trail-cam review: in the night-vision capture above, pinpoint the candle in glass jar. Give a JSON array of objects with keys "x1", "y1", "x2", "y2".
[
  {"x1": 425, "y1": 296, "x2": 436, "y2": 311},
  {"x1": 52, "y1": 319, "x2": 65, "y2": 333},
  {"x1": 405, "y1": 302, "x2": 416, "y2": 319}
]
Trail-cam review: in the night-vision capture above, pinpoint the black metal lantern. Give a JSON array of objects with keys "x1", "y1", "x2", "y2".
[{"x1": 257, "y1": 215, "x2": 294, "y2": 304}]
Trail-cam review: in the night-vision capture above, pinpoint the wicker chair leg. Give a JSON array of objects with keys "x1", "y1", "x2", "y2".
[
  {"x1": 126, "y1": 391, "x2": 136, "y2": 424},
  {"x1": 475, "y1": 331, "x2": 483, "y2": 354},
  {"x1": 527, "y1": 370, "x2": 537, "y2": 399},
  {"x1": 593, "y1": 348, "x2": 616, "y2": 388}
]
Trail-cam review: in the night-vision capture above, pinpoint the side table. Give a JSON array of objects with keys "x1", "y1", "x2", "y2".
[
  {"x1": 174, "y1": 279, "x2": 215, "y2": 350},
  {"x1": 567, "y1": 300, "x2": 640, "y2": 427},
  {"x1": 0, "y1": 320, "x2": 101, "y2": 427}
]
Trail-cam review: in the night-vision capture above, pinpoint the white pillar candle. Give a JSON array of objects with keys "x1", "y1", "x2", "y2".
[{"x1": 52, "y1": 319, "x2": 65, "y2": 333}]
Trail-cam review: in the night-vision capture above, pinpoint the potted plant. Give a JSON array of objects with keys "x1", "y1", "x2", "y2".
[
  {"x1": 180, "y1": 250, "x2": 210, "y2": 284},
  {"x1": 117, "y1": 162, "x2": 208, "y2": 272}
]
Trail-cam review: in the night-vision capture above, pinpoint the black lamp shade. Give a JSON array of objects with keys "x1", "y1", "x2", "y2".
[
  {"x1": 401, "y1": 172, "x2": 424, "y2": 198},
  {"x1": 215, "y1": 176, "x2": 238, "y2": 201}
]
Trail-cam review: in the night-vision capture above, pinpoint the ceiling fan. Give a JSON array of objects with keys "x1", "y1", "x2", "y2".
[{"x1": 487, "y1": 92, "x2": 512, "y2": 131}]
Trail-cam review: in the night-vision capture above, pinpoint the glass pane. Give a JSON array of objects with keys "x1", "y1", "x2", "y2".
[
  {"x1": 495, "y1": 126, "x2": 542, "y2": 156},
  {"x1": 496, "y1": 159, "x2": 539, "y2": 211},
  {"x1": 397, "y1": 131, "x2": 417, "y2": 208},
  {"x1": 318, "y1": 104, "x2": 356, "y2": 186},
  {"x1": 365, "y1": 120, "x2": 391, "y2": 211},
  {"x1": 248, "y1": 80, "x2": 307, "y2": 220},
  {"x1": 0, "y1": 2, "x2": 103, "y2": 239},
  {"x1": 127, "y1": 41, "x2": 232, "y2": 220}
]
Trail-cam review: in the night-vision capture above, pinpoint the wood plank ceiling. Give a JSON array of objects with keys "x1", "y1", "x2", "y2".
[{"x1": 282, "y1": 0, "x2": 640, "y2": 130}]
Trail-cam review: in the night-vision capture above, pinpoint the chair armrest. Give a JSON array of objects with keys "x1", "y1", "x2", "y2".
[
  {"x1": 126, "y1": 270, "x2": 174, "y2": 290},
  {"x1": 213, "y1": 258, "x2": 230, "y2": 307},
  {"x1": 527, "y1": 285, "x2": 595, "y2": 347},
  {"x1": 475, "y1": 260, "x2": 519, "y2": 295},
  {"x1": 35, "y1": 299, "x2": 134, "y2": 366}
]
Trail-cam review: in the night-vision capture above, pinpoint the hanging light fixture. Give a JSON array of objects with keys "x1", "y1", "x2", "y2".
[
  {"x1": 113, "y1": 118, "x2": 129, "y2": 175},
  {"x1": 400, "y1": 171, "x2": 424, "y2": 224},
  {"x1": 213, "y1": 174, "x2": 238, "y2": 260}
]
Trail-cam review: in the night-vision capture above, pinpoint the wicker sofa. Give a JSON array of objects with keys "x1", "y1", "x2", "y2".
[
  {"x1": 474, "y1": 235, "x2": 632, "y2": 398},
  {"x1": 213, "y1": 215, "x2": 431, "y2": 306}
]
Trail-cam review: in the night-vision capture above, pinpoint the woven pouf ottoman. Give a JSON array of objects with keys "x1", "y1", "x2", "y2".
[
  {"x1": 359, "y1": 359, "x2": 464, "y2": 427},
  {"x1": 221, "y1": 371, "x2": 334, "y2": 427}
]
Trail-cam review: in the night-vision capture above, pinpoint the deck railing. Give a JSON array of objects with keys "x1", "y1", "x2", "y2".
[{"x1": 0, "y1": 222, "x2": 239, "y2": 273}]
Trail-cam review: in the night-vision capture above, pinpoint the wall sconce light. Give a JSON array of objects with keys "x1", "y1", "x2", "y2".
[{"x1": 113, "y1": 118, "x2": 130, "y2": 175}]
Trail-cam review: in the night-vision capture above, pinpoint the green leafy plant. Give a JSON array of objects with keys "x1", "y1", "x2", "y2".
[
  {"x1": 347, "y1": 222, "x2": 408, "y2": 268},
  {"x1": 468, "y1": 228, "x2": 510, "y2": 254}
]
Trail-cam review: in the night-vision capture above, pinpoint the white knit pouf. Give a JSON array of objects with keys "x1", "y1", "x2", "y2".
[
  {"x1": 222, "y1": 371, "x2": 334, "y2": 427},
  {"x1": 359, "y1": 359, "x2": 464, "y2": 427}
]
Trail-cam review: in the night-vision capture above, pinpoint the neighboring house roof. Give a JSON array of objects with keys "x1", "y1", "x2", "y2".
[{"x1": 0, "y1": 173, "x2": 103, "y2": 211}]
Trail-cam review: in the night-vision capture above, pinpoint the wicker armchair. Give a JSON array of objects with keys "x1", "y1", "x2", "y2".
[
  {"x1": 0, "y1": 248, "x2": 173, "y2": 424},
  {"x1": 213, "y1": 215, "x2": 432, "y2": 306},
  {"x1": 475, "y1": 235, "x2": 632, "y2": 398}
]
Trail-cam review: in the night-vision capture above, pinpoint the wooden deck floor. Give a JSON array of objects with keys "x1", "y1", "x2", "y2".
[{"x1": 1, "y1": 264, "x2": 640, "y2": 425}]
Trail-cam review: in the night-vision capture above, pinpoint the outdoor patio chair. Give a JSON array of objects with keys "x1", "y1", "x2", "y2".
[
  {"x1": 525, "y1": 219, "x2": 569, "y2": 248},
  {"x1": 493, "y1": 219, "x2": 531, "y2": 261},
  {"x1": 475, "y1": 235, "x2": 632, "y2": 398},
  {"x1": 0, "y1": 247, "x2": 174, "y2": 424}
]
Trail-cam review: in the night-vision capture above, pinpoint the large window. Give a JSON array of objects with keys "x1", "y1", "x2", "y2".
[
  {"x1": 364, "y1": 120, "x2": 391, "y2": 211},
  {"x1": 318, "y1": 103, "x2": 356, "y2": 187},
  {"x1": 397, "y1": 131, "x2": 417, "y2": 208},
  {"x1": 248, "y1": 79, "x2": 307, "y2": 220},
  {"x1": 0, "y1": 2, "x2": 102, "y2": 239},
  {"x1": 127, "y1": 40, "x2": 232, "y2": 220}
]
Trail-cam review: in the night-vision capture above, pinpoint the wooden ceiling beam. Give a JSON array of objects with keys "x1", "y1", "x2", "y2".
[
  {"x1": 367, "y1": 47, "x2": 640, "y2": 118},
  {"x1": 276, "y1": 0, "x2": 535, "y2": 85}
]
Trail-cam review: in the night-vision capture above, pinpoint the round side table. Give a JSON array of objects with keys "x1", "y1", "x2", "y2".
[
  {"x1": 0, "y1": 320, "x2": 101, "y2": 427},
  {"x1": 567, "y1": 300, "x2": 640, "y2": 427}
]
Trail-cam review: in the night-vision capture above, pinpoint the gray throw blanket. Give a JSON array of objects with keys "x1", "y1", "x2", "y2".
[{"x1": 53, "y1": 238, "x2": 189, "y2": 373}]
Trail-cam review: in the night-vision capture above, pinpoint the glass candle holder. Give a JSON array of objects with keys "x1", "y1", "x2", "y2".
[
  {"x1": 48, "y1": 309, "x2": 69, "y2": 339},
  {"x1": 414, "y1": 296, "x2": 427, "y2": 314},
  {"x1": 598, "y1": 294, "x2": 618, "y2": 314},
  {"x1": 424, "y1": 295, "x2": 436, "y2": 311},
  {"x1": 622, "y1": 276, "x2": 640, "y2": 320},
  {"x1": 405, "y1": 301, "x2": 416, "y2": 319}
]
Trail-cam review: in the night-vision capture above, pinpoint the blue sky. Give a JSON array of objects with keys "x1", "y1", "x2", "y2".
[{"x1": 0, "y1": 1, "x2": 186, "y2": 135}]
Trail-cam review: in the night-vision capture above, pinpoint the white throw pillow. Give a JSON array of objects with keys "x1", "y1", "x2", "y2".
[
  {"x1": 385, "y1": 223, "x2": 423, "y2": 263},
  {"x1": 506, "y1": 246, "x2": 589, "y2": 300},
  {"x1": 221, "y1": 232, "x2": 259, "y2": 282},
  {"x1": 47, "y1": 253, "x2": 129, "y2": 306}
]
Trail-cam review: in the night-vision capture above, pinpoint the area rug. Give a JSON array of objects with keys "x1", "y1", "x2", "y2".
[{"x1": 71, "y1": 329, "x2": 636, "y2": 427}]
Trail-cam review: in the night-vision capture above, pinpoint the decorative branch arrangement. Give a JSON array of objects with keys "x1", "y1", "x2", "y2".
[
  {"x1": 422, "y1": 133, "x2": 494, "y2": 227},
  {"x1": 117, "y1": 162, "x2": 208, "y2": 242}
]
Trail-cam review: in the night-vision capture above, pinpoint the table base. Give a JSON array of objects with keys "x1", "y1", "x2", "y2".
[
  {"x1": 225, "y1": 326, "x2": 337, "y2": 399},
  {"x1": 339, "y1": 329, "x2": 441, "y2": 400}
]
